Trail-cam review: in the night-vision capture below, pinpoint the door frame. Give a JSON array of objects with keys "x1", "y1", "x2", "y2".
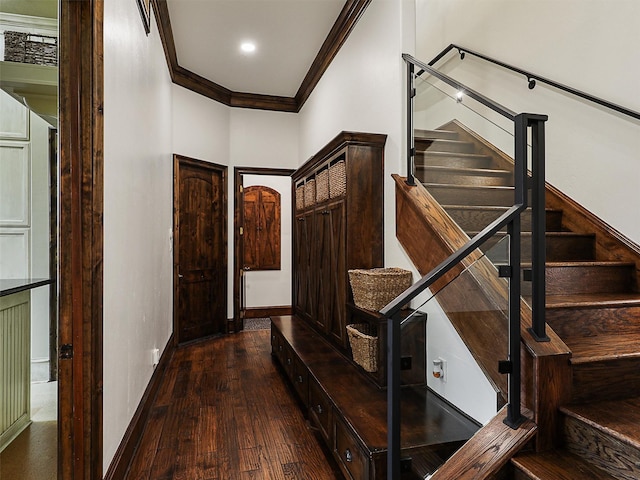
[
  {"x1": 232, "y1": 167, "x2": 294, "y2": 332},
  {"x1": 59, "y1": 0, "x2": 104, "y2": 478},
  {"x1": 173, "y1": 155, "x2": 228, "y2": 343}
]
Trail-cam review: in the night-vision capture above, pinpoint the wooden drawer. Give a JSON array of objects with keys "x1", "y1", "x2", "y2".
[
  {"x1": 292, "y1": 355, "x2": 309, "y2": 405},
  {"x1": 308, "y1": 378, "x2": 332, "y2": 442},
  {"x1": 334, "y1": 416, "x2": 369, "y2": 480}
]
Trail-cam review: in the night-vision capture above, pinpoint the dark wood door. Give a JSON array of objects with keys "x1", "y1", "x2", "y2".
[
  {"x1": 174, "y1": 156, "x2": 227, "y2": 343},
  {"x1": 243, "y1": 185, "x2": 281, "y2": 270}
]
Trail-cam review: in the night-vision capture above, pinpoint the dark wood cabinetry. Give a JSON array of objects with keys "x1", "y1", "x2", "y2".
[{"x1": 292, "y1": 132, "x2": 386, "y2": 350}]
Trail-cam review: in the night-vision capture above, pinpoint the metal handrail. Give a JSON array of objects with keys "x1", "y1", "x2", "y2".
[
  {"x1": 403, "y1": 53, "x2": 517, "y2": 121},
  {"x1": 430, "y1": 44, "x2": 640, "y2": 121}
]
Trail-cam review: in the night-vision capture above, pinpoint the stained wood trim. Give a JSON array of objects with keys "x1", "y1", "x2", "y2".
[
  {"x1": 233, "y1": 167, "x2": 294, "y2": 332},
  {"x1": 243, "y1": 306, "x2": 292, "y2": 319},
  {"x1": 429, "y1": 407, "x2": 537, "y2": 480},
  {"x1": 153, "y1": 0, "x2": 370, "y2": 112},
  {"x1": 49, "y1": 128, "x2": 58, "y2": 382},
  {"x1": 294, "y1": 0, "x2": 371, "y2": 110},
  {"x1": 296, "y1": 131, "x2": 387, "y2": 180},
  {"x1": 59, "y1": 1, "x2": 104, "y2": 478},
  {"x1": 103, "y1": 335, "x2": 175, "y2": 480},
  {"x1": 173, "y1": 155, "x2": 228, "y2": 340}
]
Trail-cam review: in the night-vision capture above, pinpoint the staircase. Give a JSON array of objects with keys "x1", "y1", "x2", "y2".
[{"x1": 415, "y1": 121, "x2": 640, "y2": 480}]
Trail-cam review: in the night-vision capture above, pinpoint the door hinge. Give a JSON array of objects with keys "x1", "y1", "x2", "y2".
[
  {"x1": 239, "y1": 226, "x2": 244, "y2": 235},
  {"x1": 239, "y1": 185, "x2": 243, "y2": 193},
  {"x1": 60, "y1": 344, "x2": 73, "y2": 360}
]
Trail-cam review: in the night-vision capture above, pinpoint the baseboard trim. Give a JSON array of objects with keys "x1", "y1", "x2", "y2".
[
  {"x1": 243, "y1": 306, "x2": 292, "y2": 319},
  {"x1": 104, "y1": 334, "x2": 175, "y2": 480}
]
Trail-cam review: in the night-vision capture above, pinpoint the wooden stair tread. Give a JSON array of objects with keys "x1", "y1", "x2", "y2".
[
  {"x1": 546, "y1": 261, "x2": 635, "y2": 268},
  {"x1": 546, "y1": 293, "x2": 640, "y2": 309},
  {"x1": 565, "y1": 332, "x2": 640, "y2": 364},
  {"x1": 512, "y1": 450, "x2": 617, "y2": 480},
  {"x1": 416, "y1": 151, "x2": 491, "y2": 160},
  {"x1": 424, "y1": 182, "x2": 513, "y2": 191},
  {"x1": 560, "y1": 397, "x2": 640, "y2": 450},
  {"x1": 415, "y1": 138, "x2": 474, "y2": 150}
]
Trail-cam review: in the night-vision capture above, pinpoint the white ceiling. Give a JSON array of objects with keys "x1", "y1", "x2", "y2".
[{"x1": 166, "y1": 0, "x2": 346, "y2": 97}]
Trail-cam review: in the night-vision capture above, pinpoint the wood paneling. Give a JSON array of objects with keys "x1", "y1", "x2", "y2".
[{"x1": 243, "y1": 306, "x2": 292, "y2": 319}]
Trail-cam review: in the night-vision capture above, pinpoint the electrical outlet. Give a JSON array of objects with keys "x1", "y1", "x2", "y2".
[
  {"x1": 432, "y1": 357, "x2": 447, "y2": 382},
  {"x1": 151, "y1": 348, "x2": 160, "y2": 367}
]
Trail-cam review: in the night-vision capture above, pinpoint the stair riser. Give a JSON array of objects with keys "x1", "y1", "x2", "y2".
[
  {"x1": 415, "y1": 129, "x2": 458, "y2": 140},
  {"x1": 547, "y1": 306, "x2": 640, "y2": 338},
  {"x1": 482, "y1": 235, "x2": 596, "y2": 263},
  {"x1": 415, "y1": 153, "x2": 493, "y2": 169},
  {"x1": 571, "y1": 357, "x2": 640, "y2": 403},
  {"x1": 415, "y1": 138, "x2": 475, "y2": 153},
  {"x1": 563, "y1": 414, "x2": 640, "y2": 480},
  {"x1": 427, "y1": 185, "x2": 515, "y2": 207},
  {"x1": 446, "y1": 209, "x2": 562, "y2": 233},
  {"x1": 416, "y1": 169, "x2": 512, "y2": 187},
  {"x1": 546, "y1": 265, "x2": 634, "y2": 295}
]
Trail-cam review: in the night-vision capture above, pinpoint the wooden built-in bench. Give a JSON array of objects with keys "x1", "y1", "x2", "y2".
[{"x1": 270, "y1": 315, "x2": 480, "y2": 480}]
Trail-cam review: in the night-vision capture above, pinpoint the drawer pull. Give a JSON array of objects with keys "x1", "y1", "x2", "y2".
[
  {"x1": 345, "y1": 449, "x2": 353, "y2": 463},
  {"x1": 272, "y1": 335, "x2": 276, "y2": 341},
  {"x1": 278, "y1": 345, "x2": 283, "y2": 352},
  {"x1": 297, "y1": 375, "x2": 304, "y2": 383},
  {"x1": 316, "y1": 404, "x2": 323, "y2": 414},
  {"x1": 287, "y1": 358, "x2": 292, "y2": 365}
]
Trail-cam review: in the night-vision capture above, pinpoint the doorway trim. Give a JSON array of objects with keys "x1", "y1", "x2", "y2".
[
  {"x1": 173, "y1": 154, "x2": 228, "y2": 343},
  {"x1": 232, "y1": 167, "x2": 294, "y2": 332},
  {"x1": 59, "y1": 0, "x2": 104, "y2": 478}
]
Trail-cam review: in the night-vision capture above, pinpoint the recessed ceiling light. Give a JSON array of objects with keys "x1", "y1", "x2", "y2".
[{"x1": 240, "y1": 42, "x2": 256, "y2": 54}]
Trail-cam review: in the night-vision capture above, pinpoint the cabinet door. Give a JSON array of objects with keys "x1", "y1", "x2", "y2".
[
  {"x1": 327, "y1": 201, "x2": 347, "y2": 347},
  {"x1": 313, "y1": 208, "x2": 332, "y2": 333},
  {"x1": 295, "y1": 211, "x2": 314, "y2": 321}
]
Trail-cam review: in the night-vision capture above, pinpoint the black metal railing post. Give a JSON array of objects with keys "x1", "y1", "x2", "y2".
[
  {"x1": 504, "y1": 113, "x2": 528, "y2": 429},
  {"x1": 406, "y1": 60, "x2": 416, "y2": 186},
  {"x1": 528, "y1": 116, "x2": 550, "y2": 341},
  {"x1": 387, "y1": 312, "x2": 402, "y2": 479}
]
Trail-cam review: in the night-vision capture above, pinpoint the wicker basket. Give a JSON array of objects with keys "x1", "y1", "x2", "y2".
[
  {"x1": 347, "y1": 324, "x2": 378, "y2": 373},
  {"x1": 316, "y1": 169, "x2": 329, "y2": 202},
  {"x1": 329, "y1": 160, "x2": 346, "y2": 198},
  {"x1": 304, "y1": 179, "x2": 316, "y2": 208},
  {"x1": 295, "y1": 184, "x2": 304, "y2": 211},
  {"x1": 4, "y1": 31, "x2": 58, "y2": 67},
  {"x1": 348, "y1": 268, "x2": 413, "y2": 311}
]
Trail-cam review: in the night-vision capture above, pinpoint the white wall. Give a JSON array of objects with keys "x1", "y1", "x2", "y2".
[
  {"x1": 416, "y1": 0, "x2": 640, "y2": 244},
  {"x1": 103, "y1": 0, "x2": 174, "y2": 472},
  {"x1": 243, "y1": 174, "x2": 292, "y2": 309},
  {"x1": 298, "y1": 0, "x2": 497, "y2": 424}
]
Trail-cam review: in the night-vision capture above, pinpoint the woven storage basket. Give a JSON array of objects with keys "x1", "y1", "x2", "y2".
[
  {"x1": 349, "y1": 268, "x2": 412, "y2": 311},
  {"x1": 316, "y1": 169, "x2": 329, "y2": 202},
  {"x1": 4, "y1": 31, "x2": 58, "y2": 66},
  {"x1": 304, "y1": 179, "x2": 316, "y2": 208},
  {"x1": 347, "y1": 324, "x2": 378, "y2": 373},
  {"x1": 295, "y1": 184, "x2": 304, "y2": 211},
  {"x1": 329, "y1": 160, "x2": 346, "y2": 198}
]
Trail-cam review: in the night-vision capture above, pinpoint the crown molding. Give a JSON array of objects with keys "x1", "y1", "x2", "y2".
[{"x1": 153, "y1": 0, "x2": 370, "y2": 113}]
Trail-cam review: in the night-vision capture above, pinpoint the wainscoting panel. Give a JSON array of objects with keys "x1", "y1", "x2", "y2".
[{"x1": 0, "y1": 290, "x2": 31, "y2": 452}]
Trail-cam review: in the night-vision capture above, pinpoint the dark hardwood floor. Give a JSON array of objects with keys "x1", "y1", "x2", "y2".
[{"x1": 125, "y1": 330, "x2": 342, "y2": 480}]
